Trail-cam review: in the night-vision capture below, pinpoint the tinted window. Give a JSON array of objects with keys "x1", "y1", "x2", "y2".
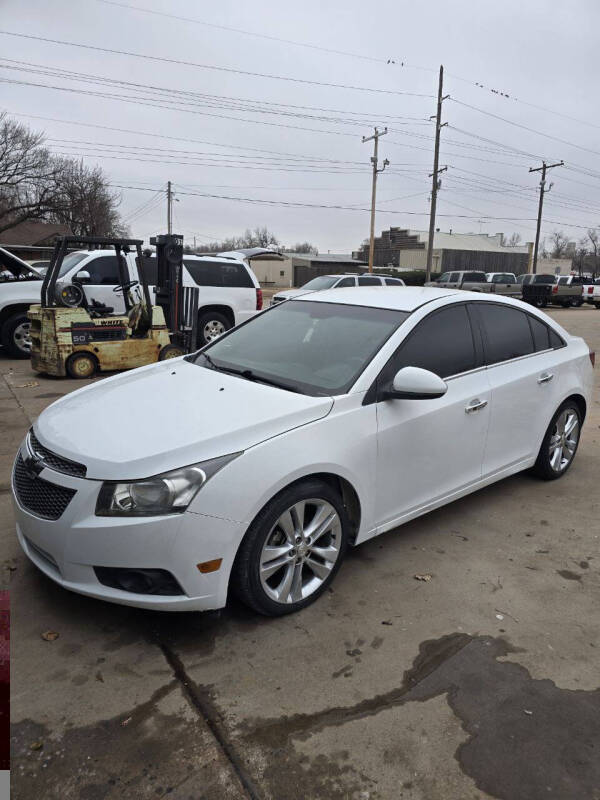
[
  {"x1": 490, "y1": 273, "x2": 514, "y2": 283},
  {"x1": 358, "y1": 276, "x2": 382, "y2": 286},
  {"x1": 528, "y1": 315, "x2": 551, "y2": 351},
  {"x1": 549, "y1": 329, "x2": 564, "y2": 348},
  {"x1": 392, "y1": 305, "x2": 476, "y2": 379},
  {"x1": 336, "y1": 277, "x2": 355, "y2": 288},
  {"x1": 86, "y1": 256, "x2": 123, "y2": 285},
  {"x1": 385, "y1": 278, "x2": 404, "y2": 286},
  {"x1": 184, "y1": 259, "x2": 253, "y2": 288},
  {"x1": 558, "y1": 277, "x2": 568, "y2": 285},
  {"x1": 534, "y1": 274, "x2": 555, "y2": 284},
  {"x1": 479, "y1": 305, "x2": 533, "y2": 364},
  {"x1": 438, "y1": 273, "x2": 450, "y2": 282},
  {"x1": 462, "y1": 272, "x2": 486, "y2": 282},
  {"x1": 448, "y1": 273, "x2": 460, "y2": 282}
]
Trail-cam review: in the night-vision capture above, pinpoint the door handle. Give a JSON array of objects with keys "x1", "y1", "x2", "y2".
[
  {"x1": 537, "y1": 372, "x2": 554, "y2": 384},
  {"x1": 465, "y1": 399, "x2": 488, "y2": 413}
]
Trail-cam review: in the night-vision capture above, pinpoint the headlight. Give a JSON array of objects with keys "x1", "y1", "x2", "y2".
[{"x1": 95, "y1": 453, "x2": 241, "y2": 516}]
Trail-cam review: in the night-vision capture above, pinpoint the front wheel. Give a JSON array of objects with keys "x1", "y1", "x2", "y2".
[
  {"x1": 197, "y1": 310, "x2": 231, "y2": 346},
  {"x1": 65, "y1": 351, "x2": 97, "y2": 379},
  {"x1": 159, "y1": 343, "x2": 185, "y2": 360},
  {"x1": 532, "y1": 401, "x2": 582, "y2": 480},
  {"x1": 232, "y1": 480, "x2": 349, "y2": 616}
]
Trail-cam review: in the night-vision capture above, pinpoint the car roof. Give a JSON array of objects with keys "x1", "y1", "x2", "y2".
[
  {"x1": 294, "y1": 285, "x2": 530, "y2": 313},
  {"x1": 69, "y1": 249, "x2": 248, "y2": 267}
]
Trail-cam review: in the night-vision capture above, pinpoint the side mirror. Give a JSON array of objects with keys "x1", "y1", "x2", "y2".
[
  {"x1": 74, "y1": 270, "x2": 91, "y2": 284},
  {"x1": 388, "y1": 367, "x2": 448, "y2": 400}
]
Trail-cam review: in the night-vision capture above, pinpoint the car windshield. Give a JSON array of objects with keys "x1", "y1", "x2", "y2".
[
  {"x1": 58, "y1": 252, "x2": 89, "y2": 277},
  {"x1": 190, "y1": 300, "x2": 408, "y2": 396},
  {"x1": 300, "y1": 276, "x2": 341, "y2": 291}
]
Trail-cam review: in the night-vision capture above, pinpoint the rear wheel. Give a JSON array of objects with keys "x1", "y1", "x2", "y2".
[
  {"x1": 2, "y1": 312, "x2": 32, "y2": 358},
  {"x1": 532, "y1": 401, "x2": 582, "y2": 480},
  {"x1": 65, "y1": 351, "x2": 97, "y2": 379},
  {"x1": 594, "y1": 302, "x2": 600, "y2": 310},
  {"x1": 197, "y1": 310, "x2": 231, "y2": 346},
  {"x1": 232, "y1": 480, "x2": 349, "y2": 616},
  {"x1": 572, "y1": 299, "x2": 584, "y2": 307}
]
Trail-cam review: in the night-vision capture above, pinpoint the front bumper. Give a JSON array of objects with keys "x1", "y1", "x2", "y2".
[{"x1": 12, "y1": 461, "x2": 245, "y2": 612}]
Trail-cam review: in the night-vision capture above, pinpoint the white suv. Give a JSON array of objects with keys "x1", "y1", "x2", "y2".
[
  {"x1": 271, "y1": 273, "x2": 405, "y2": 305},
  {"x1": 0, "y1": 247, "x2": 262, "y2": 356}
]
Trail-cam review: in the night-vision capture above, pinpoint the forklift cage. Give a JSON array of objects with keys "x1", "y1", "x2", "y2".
[{"x1": 40, "y1": 236, "x2": 152, "y2": 315}]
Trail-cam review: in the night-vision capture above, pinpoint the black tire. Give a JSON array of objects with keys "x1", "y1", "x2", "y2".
[
  {"x1": 532, "y1": 400, "x2": 582, "y2": 481},
  {"x1": 594, "y1": 303, "x2": 600, "y2": 310},
  {"x1": 1, "y1": 312, "x2": 32, "y2": 358},
  {"x1": 561, "y1": 301, "x2": 571, "y2": 308},
  {"x1": 197, "y1": 310, "x2": 231, "y2": 346},
  {"x1": 232, "y1": 479, "x2": 350, "y2": 616},
  {"x1": 572, "y1": 299, "x2": 584, "y2": 307},
  {"x1": 65, "y1": 351, "x2": 97, "y2": 379},
  {"x1": 158, "y1": 343, "x2": 185, "y2": 360}
]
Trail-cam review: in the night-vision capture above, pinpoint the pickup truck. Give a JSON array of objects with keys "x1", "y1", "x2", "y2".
[
  {"x1": 581, "y1": 279, "x2": 600, "y2": 308},
  {"x1": 425, "y1": 270, "x2": 521, "y2": 297},
  {"x1": 520, "y1": 273, "x2": 583, "y2": 308},
  {"x1": 0, "y1": 245, "x2": 262, "y2": 357}
]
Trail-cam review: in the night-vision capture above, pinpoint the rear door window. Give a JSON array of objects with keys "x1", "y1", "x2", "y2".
[
  {"x1": 335, "y1": 277, "x2": 355, "y2": 287},
  {"x1": 448, "y1": 273, "x2": 460, "y2": 282},
  {"x1": 478, "y1": 304, "x2": 534, "y2": 364},
  {"x1": 390, "y1": 304, "x2": 476, "y2": 379},
  {"x1": 528, "y1": 315, "x2": 551, "y2": 351},
  {"x1": 358, "y1": 276, "x2": 382, "y2": 286},
  {"x1": 385, "y1": 278, "x2": 404, "y2": 286}
]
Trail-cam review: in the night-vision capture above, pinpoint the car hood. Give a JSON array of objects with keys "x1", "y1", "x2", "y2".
[
  {"x1": 35, "y1": 359, "x2": 334, "y2": 480},
  {"x1": 273, "y1": 288, "x2": 313, "y2": 300}
]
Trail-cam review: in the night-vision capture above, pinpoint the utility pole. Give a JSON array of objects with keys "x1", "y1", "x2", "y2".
[
  {"x1": 529, "y1": 160, "x2": 564, "y2": 273},
  {"x1": 362, "y1": 127, "x2": 389, "y2": 272},
  {"x1": 167, "y1": 180, "x2": 173, "y2": 235},
  {"x1": 426, "y1": 65, "x2": 449, "y2": 282}
]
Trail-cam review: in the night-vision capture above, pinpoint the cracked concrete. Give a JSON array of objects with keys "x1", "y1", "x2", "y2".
[{"x1": 4, "y1": 306, "x2": 600, "y2": 799}]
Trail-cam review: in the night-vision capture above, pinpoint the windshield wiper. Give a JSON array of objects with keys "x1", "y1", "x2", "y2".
[{"x1": 217, "y1": 365, "x2": 301, "y2": 393}]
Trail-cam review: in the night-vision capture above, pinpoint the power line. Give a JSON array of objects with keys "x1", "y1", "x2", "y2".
[{"x1": 0, "y1": 30, "x2": 434, "y2": 97}]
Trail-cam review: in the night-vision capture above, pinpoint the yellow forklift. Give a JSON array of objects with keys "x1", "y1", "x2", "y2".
[{"x1": 28, "y1": 235, "x2": 195, "y2": 378}]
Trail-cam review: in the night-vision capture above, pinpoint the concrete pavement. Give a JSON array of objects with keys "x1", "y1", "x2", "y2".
[{"x1": 4, "y1": 306, "x2": 600, "y2": 800}]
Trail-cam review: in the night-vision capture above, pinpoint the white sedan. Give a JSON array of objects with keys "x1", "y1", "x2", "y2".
[{"x1": 12, "y1": 288, "x2": 594, "y2": 616}]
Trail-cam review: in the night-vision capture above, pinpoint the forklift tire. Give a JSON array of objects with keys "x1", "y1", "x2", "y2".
[
  {"x1": 1, "y1": 312, "x2": 32, "y2": 359},
  {"x1": 66, "y1": 352, "x2": 98, "y2": 379},
  {"x1": 158, "y1": 344, "x2": 185, "y2": 360}
]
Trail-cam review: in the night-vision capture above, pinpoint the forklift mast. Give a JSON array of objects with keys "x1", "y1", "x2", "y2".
[
  {"x1": 41, "y1": 236, "x2": 151, "y2": 313},
  {"x1": 150, "y1": 234, "x2": 198, "y2": 350}
]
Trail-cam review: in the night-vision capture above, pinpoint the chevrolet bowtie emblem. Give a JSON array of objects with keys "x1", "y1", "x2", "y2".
[{"x1": 24, "y1": 453, "x2": 44, "y2": 480}]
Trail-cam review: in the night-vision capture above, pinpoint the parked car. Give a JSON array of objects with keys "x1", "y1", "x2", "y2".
[
  {"x1": 426, "y1": 270, "x2": 521, "y2": 297},
  {"x1": 520, "y1": 273, "x2": 583, "y2": 308},
  {"x1": 270, "y1": 273, "x2": 405, "y2": 305},
  {"x1": 12, "y1": 288, "x2": 593, "y2": 616},
  {"x1": 0, "y1": 247, "x2": 262, "y2": 357}
]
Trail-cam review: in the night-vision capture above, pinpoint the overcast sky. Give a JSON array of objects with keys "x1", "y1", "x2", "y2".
[{"x1": 2, "y1": 0, "x2": 599, "y2": 252}]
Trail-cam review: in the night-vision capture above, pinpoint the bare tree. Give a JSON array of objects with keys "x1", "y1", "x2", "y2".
[
  {"x1": 0, "y1": 113, "x2": 61, "y2": 235},
  {"x1": 49, "y1": 159, "x2": 126, "y2": 237},
  {"x1": 504, "y1": 232, "x2": 522, "y2": 247},
  {"x1": 586, "y1": 228, "x2": 600, "y2": 276},
  {"x1": 549, "y1": 230, "x2": 568, "y2": 258},
  {"x1": 288, "y1": 241, "x2": 318, "y2": 254}
]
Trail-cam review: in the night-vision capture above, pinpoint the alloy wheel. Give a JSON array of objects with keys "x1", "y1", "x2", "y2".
[
  {"x1": 14, "y1": 321, "x2": 32, "y2": 354},
  {"x1": 203, "y1": 320, "x2": 226, "y2": 342},
  {"x1": 259, "y1": 499, "x2": 342, "y2": 604},
  {"x1": 548, "y1": 408, "x2": 579, "y2": 472}
]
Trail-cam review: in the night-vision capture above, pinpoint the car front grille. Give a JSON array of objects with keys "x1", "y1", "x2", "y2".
[
  {"x1": 29, "y1": 429, "x2": 87, "y2": 478},
  {"x1": 13, "y1": 454, "x2": 76, "y2": 520}
]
